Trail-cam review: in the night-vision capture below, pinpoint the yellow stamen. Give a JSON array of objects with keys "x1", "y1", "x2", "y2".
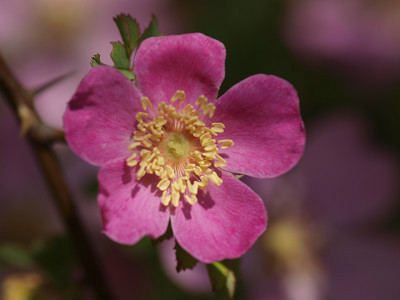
[
  {"x1": 141, "y1": 97, "x2": 152, "y2": 111},
  {"x1": 185, "y1": 194, "x2": 198, "y2": 205},
  {"x1": 171, "y1": 90, "x2": 185, "y2": 103},
  {"x1": 129, "y1": 142, "x2": 141, "y2": 150},
  {"x1": 187, "y1": 180, "x2": 199, "y2": 195},
  {"x1": 212, "y1": 122, "x2": 225, "y2": 133},
  {"x1": 126, "y1": 153, "x2": 138, "y2": 167},
  {"x1": 208, "y1": 171, "x2": 223, "y2": 186},
  {"x1": 126, "y1": 91, "x2": 234, "y2": 207},
  {"x1": 214, "y1": 153, "x2": 226, "y2": 168},
  {"x1": 136, "y1": 112, "x2": 148, "y2": 122},
  {"x1": 171, "y1": 189, "x2": 180, "y2": 207},
  {"x1": 198, "y1": 176, "x2": 209, "y2": 189},
  {"x1": 157, "y1": 178, "x2": 170, "y2": 191},
  {"x1": 162, "y1": 191, "x2": 172, "y2": 206},
  {"x1": 218, "y1": 139, "x2": 234, "y2": 149}
]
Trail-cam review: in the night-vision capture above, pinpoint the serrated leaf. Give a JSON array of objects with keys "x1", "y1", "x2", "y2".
[
  {"x1": 113, "y1": 14, "x2": 140, "y2": 57},
  {"x1": 0, "y1": 244, "x2": 34, "y2": 267},
  {"x1": 206, "y1": 261, "x2": 238, "y2": 299},
  {"x1": 138, "y1": 14, "x2": 161, "y2": 47},
  {"x1": 111, "y1": 42, "x2": 130, "y2": 70},
  {"x1": 174, "y1": 241, "x2": 198, "y2": 272},
  {"x1": 90, "y1": 53, "x2": 104, "y2": 67}
]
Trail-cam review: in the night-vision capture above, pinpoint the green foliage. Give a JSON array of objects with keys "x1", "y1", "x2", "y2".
[
  {"x1": 0, "y1": 244, "x2": 34, "y2": 267},
  {"x1": 206, "y1": 260, "x2": 240, "y2": 299},
  {"x1": 89, "y1": 14, "x2": 161, "y2": 82},
  {"x1": 90, "y1": 53, "x2": 104, "y2": 67},
  {"x1": 174, "y1": 240, "x2": 198, "y2": 272},
  {"x1": 118, "y1": 69, "x2": 135, "y2": 80},
  {"x1": 138, "y1": 14, "x2": 161, "y2": 47},
  {"x1": 113, "y1": 14, "x2": 140, "y2": 58},
  {"x1": 110, "y1": 41, "x2": 131, "y2": 70}
]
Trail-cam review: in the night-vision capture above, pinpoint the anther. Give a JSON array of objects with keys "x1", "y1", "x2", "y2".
[
  {"x1": 218, "y1": 139, "x2": 234, "y2": 149},
  {"x1": 136, "y1": 112, "x2": 148, "y2": 121},
  {"x1": 195, "y1": 95, "x2": 207, "y2": 106},
  {"x1": 162, "y1": 191, "x2": 172, "y2": 206},
  {"x1": 157, "y1": 178, "x2": 170, "y2": 191},
  {"x1": 198, "y1": 176, "x2": 209, "y2": 189},
  {"x1": 208, "y1": 105, "x2": 216, "y2": 118},
  {"x1": 208, "y1": 172, "x2": 223, "y2": 186},
  {"x1": 185, "y1": 194, "x2": 198, "y2": 205},
  {"x1": 126, "y1": 153, "x2": 138, "y2": 167},
  {"x1": 171, "y1": 189, "x2": 180, "y2": 207},
  {"x1": 166, "y1": 165, "x2": 175, "y2": 179},
  {"x1": 141, "y1": 97, "x2": 152, "y2": 111},
  {"x1": 214, "y1": 153, "x2": 226, "y2": 168},
  {"x1": 129, "y1": 142, "x2": 141, "y2": 150},
  {"x1": 171, "y1": 90, "x2": 185, "y2": 103},
  {"x1": 211, "y1": 123, "x2": 225, "y2": 133}
]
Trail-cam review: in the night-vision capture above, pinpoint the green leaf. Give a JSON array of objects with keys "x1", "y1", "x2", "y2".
[
  {"x1": 138, "y1": 14, "x2": 161, "y2": 47},
  {"x1": 174, "y1": 241, "x2": 198, "y2": 272},
  {"x1": 118, "y1": 69, "x2": 135, "y2": 80},
  {"x1": 206, "y1": 260, "x2": 238, "y2": 299},
  {"x1": 90, "y1": 53, "x2": 104, "y2": 67},
  {"x1": 113, "y1": 14, "x2": 140, "y2": 57},
  {"x1": 110, "y1": 41, "x2": 130, "y2": 70},
  {"x1": 0, "y1": 244, "x2": 34, "y2": 267}
]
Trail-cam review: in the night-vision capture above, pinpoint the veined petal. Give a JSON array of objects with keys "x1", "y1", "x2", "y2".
[
  {"x1": 213, "y1": 74, "x2": 305, "y2": 178},
  {"x1": 134, "y1": 33, "x2": 226, "y2": 106},
  {"x1": 171, "y1": 170, "x2": 267, "y2": 263},
  {"x1": 63, "y1": 66, "x2": 142, "y2": 166},
  {"x1": 98, "y1": 159, "x2": 170, "y2": 244}
]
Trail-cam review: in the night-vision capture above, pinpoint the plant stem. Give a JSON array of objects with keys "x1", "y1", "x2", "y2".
[{"x1": 0, "y1": 52, "x2": 114, "y2": 300}]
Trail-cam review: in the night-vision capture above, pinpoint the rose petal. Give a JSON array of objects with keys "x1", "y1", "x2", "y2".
[
  {"x1": 135, "y1": 33, "x2": 225, "y2": 105},
  {"x1": 64, "y1": 66, "x2": 142, "y2": 166},
  {"x1": 171, "y1": 171, "x2": 267, "y2": 263},
  {"x1": 213, "y1": 74, "x2": 305, "y2": 178},
  {"x1": 98, "y1": 159, "x2": 170, "y2": 244}
]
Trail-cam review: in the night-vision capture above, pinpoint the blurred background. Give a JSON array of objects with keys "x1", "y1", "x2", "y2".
[{"x1": 1, "y1": 0, "x2": 400, "y2": 299}]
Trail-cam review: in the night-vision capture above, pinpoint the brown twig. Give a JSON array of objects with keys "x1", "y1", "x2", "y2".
[
  {"x1": 34, "y1": 70, "x2": 76, "y2": 96},
  {"x1": 0, "y1": 52, "x2": 114, "y2": 300}
]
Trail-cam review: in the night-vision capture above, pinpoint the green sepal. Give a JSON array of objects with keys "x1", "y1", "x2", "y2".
[
  {"x1": 0, "y1": 244, "x2": 34, "y2": 267},
  {"x1": 113, "y1": 14, "x2": 140, "y2": 57},
  {"x1": 138, "y1": 14, "x2": 161, "y2": 47},
  {"x1": 174, "y1": 240, "x2": 198, "y2": 272},
  {"x1": 90, "y1": 53, "x2": 104, "y2": 67},
  {"x1": 206, "y1": 259, "x2": 240, "y2": 299},
  {"x1": 110, "y1": 41, "x2": 131, "y2": 70},
  {"x1": 117, "y1": 69, "x2": 135, "y2": 80}
]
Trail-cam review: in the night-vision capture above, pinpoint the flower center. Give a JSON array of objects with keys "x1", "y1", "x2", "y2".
[
  {"x1": 163, "y1": 133, "x2": 190, "y2": 161},
  {"x1": 126, "y1": 90, "x2": 234, "y2": 207}
]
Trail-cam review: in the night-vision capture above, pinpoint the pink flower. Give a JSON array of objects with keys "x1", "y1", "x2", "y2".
[{"x1": 63, "y1": 33, "x2": 305, "y2": 262}]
